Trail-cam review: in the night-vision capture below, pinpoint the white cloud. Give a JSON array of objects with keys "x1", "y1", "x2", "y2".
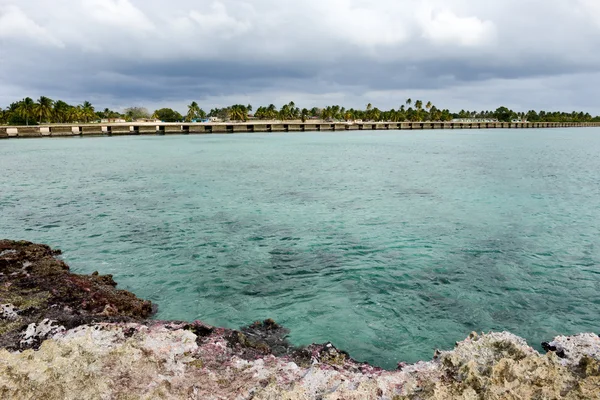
[
  {"x1": 1, "y1": 0, "x2": 600, "y2": 112},
  {"x1": 309, "y1": 0, "x2": 410, "y2": 47},
  {"x1": 576, "y1": 0, "x2": 600, "y2": 28},
  {"x1": 82, "y1": 0, "x2": 154, "y2": 32},
  {"x1": 0, "y1": 5, "x2": 64, "y2": 47},
  {"x1": 188, "y1": 2, "x2": 252, "y2": 38},
  {"x1": 418, "y1": 6, "x2": 496, "y2": 47}
]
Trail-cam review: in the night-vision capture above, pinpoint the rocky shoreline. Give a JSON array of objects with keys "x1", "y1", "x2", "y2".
[{"x1": 1, "y1": 240, "x2": 599, "y2": 399}]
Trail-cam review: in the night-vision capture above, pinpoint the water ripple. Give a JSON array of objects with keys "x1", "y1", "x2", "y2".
[{"x1": 1, "y1": 130, "x2": 600, "y2": 369}]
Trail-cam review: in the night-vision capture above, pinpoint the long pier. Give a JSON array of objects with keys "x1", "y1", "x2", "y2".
[{"x1": 1, "y1": 121, "x2": 599, "y2": 138}]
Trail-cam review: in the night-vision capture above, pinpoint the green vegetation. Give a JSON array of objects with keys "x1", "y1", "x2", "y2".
[
  {"x1": 208, "y1": 104, "x2": 252, "y2": 122},
  {"x1": 186, "y1": 102, "x2": 206, "y2": 122},
  {"x1": 152, "y1": 108, "x2": 183, "y2": 122},
  {"x1": 1, "y1": 97, "x2": 599, "y2": 125},
  {"x1": 2, "y1": 97, "x2": 98, "y2": 125},
  {"x1": 124, "y1": 107, "x2": 151, "y2": 121}
]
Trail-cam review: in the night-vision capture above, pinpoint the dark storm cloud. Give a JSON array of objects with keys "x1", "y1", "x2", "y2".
[
  {"x1": 2, "y1": 0, "x2": 600, "y2": 112},
  {"x1": 115, "y1": 60, "x2": 316, "y2": 81}
]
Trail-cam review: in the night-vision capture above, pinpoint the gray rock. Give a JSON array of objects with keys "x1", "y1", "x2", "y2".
[
  {"x1": 0, "y1": 304, "x2": 19, "y2": 320},
  {"x1": 20, "y1": 319, "x2": 66, "y2": 348},
  {"x1": 544, "y1": 333, "x2": 600, "y2": 366}
]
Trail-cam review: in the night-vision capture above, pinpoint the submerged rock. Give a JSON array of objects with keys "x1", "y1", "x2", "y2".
[{"x1": 1, "y1": 240, "x2": 599, "y2": 399}]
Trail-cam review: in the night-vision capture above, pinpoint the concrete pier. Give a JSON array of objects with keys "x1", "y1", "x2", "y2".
[
  {"x1": 1, "y1": 121, "x2": 599, "y2": 139},
  {"x1": 138, "y1": 125, "x2": 158, "y2": 134},
  {"x1": 49, "y1": 126, "x2": 74, "y2": 136},
  {"x1": 15, "y1": 127, "x2": 42, "y2": 137},
  {"x1": 165, "y1": 125, "x2": 182, "y2": 134},
  {"x1": 230, "y1": 125, "x2": 248, "y2": 133}
]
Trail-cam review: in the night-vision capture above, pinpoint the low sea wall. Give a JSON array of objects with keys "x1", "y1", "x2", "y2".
[{"x1": 0, "y1": 121, "x2": 599, "y2": 138}]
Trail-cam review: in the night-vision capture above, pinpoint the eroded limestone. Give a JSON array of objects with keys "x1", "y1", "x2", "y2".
[{"x1": 1, "y1": 240, "x2": 599, "y2": 399}]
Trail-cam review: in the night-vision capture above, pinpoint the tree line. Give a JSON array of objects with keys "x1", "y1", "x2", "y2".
[{"x1": 2, "y1": 97, "x2": 599, "y2": 125}]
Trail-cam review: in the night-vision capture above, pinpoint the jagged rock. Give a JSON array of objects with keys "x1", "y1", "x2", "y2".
[
  {"x1": 0, "y1": 304, "x2": 18, "y2": 320},
  {"x1": 1, "y1": 321, "x2": 599, "y2": 399},
  {"x1": 20, "y1": 319, "x2": 65, "y2": 349},
  {"x1": 1, "y1": 240, "x2": 599, "y2": 399},
  {"x1": 0, "y1": 249, "x2": 17, "y2": 258},
  {"x1": 543, "y1": 333, "x2": 600, "y2": 366},
  {"x1": 0, "y1": 240, "x2": 153, "y2": 349}
]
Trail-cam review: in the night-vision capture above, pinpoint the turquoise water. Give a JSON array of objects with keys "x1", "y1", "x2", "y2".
[{"x1": 1, "y1": 130, "x2": 600, "y2": 369}]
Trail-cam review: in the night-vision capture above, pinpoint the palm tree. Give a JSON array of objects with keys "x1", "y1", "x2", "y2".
[
  {"x1": 406, "y1": 98, "x2": 412, "y2": 108},
  {"x1": 186, "y1": 101, "x2": 200, "y2": 122},
  {"x1": 279, "y1": 104, "x2": 290, "y2": 121},
  {"x1": 267, "y1": 104, "x2": 277, "y2": 120},
  {"x1": 81, "y1": 101, "x2": 96, "y2": 123},
  {"x1": 343, "y1": 110, "x2": 354, "y2": 121},
  {"x1": 331, "y1": 105, "x2": 341, "y2": 120},
  {"x1": 300, "y1": 108, "x2": 309, "y2": 123},
  {"x1": 430, "y1": 106, "x2": 441, "y2": 121},
  {"x1": 254, "y1": 106, "x2": 265, "y2": 119},
  {"x1": 35, "y1": 96, "x2": 54, "y2": 123},
  {"x1": 279, "y1": 102, "x2": 299, "y2": 121},
  {"x1": 53, "y1": 100, "x2": 70, "y2": 123},
  {"x1": 406, "y1": 108, "x2": 418, "y2": 122},
  {"x1": 397, "y1": 107, "x2": 406, "y2": 121},
  {"x1": 0, "y1": 108, "x2": 8, "y2": 125},
  {"x1": 229, "y1": 104, "x2": 248, "y2": 121},
  {"x1": 16, "y1": 97, "x2": 35, "y2": 125},
  {"x1": 365, "y1": 104, "x2": 374, "y2": 121},
  {"x1": 426, "y1": 101, "x2": 432, "y2": 111},
  {"x1": 414, "y1": 100, "x2": 424, "y2": 121},
  {"x1": 67, "y1": 105, "x2": 82, "y2": 122},
  {"x1": 71, "y1": 105, "x2": 82, "y2": 122},
  {"x1": 386, "y1": 109, "x2": 397, "y2": 122},
  {"x1": 372, "y1": 107, "x2": 381, "y2": 121}
]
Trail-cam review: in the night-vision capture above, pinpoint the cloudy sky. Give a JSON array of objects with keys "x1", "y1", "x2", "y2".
[{"x1": 1, "y1": 0, "x2": 600, "y2": 113}]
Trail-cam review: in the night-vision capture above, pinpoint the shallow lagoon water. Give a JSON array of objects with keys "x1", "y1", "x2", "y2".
[{"x1": 1, "y1": 129, "x2": 599, "y2": 369}]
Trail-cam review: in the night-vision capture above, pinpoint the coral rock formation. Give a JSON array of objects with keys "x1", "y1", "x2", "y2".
[
  {"x1": 1, "y1": 240, "x2": 599, "y2": 399},
  {"x1": 0, "y1": 240, "x2": 152, "y2": 349}
]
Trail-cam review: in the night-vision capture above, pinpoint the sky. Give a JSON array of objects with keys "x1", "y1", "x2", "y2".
[{"x1": 1, "y1": 0, "x2": 600, "y2": 114}]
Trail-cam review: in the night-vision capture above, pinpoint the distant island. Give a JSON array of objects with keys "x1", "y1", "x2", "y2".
[{"x1": 2, "y1": 97, "x2": 599, "y2": 126}]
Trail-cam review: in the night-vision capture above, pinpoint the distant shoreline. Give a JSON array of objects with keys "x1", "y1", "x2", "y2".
[{"x1": 2, "y1": 121, "x2": 599, "y2": 139}]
